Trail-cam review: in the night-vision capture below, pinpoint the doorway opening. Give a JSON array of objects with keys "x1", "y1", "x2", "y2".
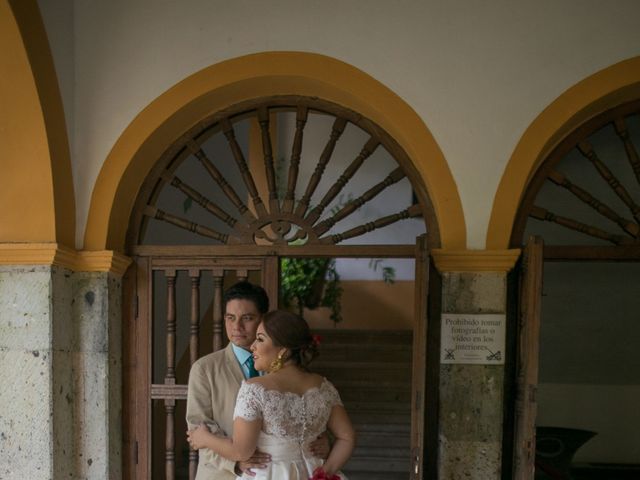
[
  {"x1": 509, "y1": 101, "x2": 640, "y2": 480},
  {"x1": 123, "y1": 96, "x2": 438, "y2": 479}
]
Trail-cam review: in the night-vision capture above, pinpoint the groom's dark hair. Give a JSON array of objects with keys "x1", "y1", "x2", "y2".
[{"x1": 223, "y1": 281, "x2": 269, "y2": 314}]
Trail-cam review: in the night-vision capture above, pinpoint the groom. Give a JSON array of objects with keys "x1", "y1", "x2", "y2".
[
  {"x1": 187, "y1": 281, "x2": 271, "y2": 479},
  {"x1": 186, "y1": 281, "x2": 328, "y2": 479}
]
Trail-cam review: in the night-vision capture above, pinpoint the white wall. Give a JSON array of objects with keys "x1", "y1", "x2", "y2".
[{"x1": 37, "y1": 0, "x2": 640, "y2": 248}]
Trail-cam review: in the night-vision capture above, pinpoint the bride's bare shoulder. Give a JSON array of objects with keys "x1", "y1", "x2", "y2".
[
  {"x1": 246, "y1": 375, "x2": 284, "y2": 391},
  {"x1": 303, "y1": 372, "x2": 325, "y2": 389},
  {"x1": 245, "y1": 377, "x2": 268, "y2": 387}
]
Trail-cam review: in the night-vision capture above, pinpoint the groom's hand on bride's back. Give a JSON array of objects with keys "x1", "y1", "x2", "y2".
[
  {"x1": 309, "y1": 432, "x2": 331, "y2": 459},
  {"x1": 235, "y1": 450, "x2": 271, "y2": 476}
]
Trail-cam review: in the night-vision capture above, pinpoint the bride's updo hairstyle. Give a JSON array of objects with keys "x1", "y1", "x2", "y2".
[{"x1": 262, "y1": 310, "x2": 319, "y2": 370}]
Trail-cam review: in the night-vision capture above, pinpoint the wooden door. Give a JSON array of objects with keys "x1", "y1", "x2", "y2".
[
  {"x1": 410, "y1": 234, "x2": 429, "y2": 479},
  {"x1": 123, "y1": 252, "x2": 278, "y2": 480},
  {"x1": 513, "y1": 236, "x2": 544, "y2": 480},
  {"x1": 124, "y1": 96, "x2": 436, "y2": 479}
]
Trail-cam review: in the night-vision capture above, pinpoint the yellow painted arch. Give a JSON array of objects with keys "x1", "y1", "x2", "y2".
[
  {"x1": 488, "y1": 56, "x2": 640, "y2": 249},
  {"x1": 84, "y1": 51, "x2": 465, "y2": 251},
  {"x1": 0, "y1": 0, "x2": 74, "y2": 246}
]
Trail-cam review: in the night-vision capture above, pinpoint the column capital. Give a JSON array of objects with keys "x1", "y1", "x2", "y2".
[
  {"x1": 0, "y1": 243, "x2": 131, "y2": 276},
  {"x1": 431, "y1": 248, "x2": 521, "y2": 273}
]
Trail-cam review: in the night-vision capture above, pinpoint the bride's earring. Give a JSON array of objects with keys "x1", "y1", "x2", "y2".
[{"x1": 269, "y1": 352, "x2": 285, "y2": 373}]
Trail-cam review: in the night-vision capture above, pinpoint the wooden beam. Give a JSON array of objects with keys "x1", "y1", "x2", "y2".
[
  {"x1": 543, "y1": 245, "x2": 640, "y2": 261},
  {"x1": 132, "y1": 244, "x2": 417, "y2": 258}
]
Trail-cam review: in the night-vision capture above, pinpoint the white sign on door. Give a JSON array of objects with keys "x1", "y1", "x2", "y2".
[{"x1": 441, "y1": 313, "x2": 505, "y2": 365}]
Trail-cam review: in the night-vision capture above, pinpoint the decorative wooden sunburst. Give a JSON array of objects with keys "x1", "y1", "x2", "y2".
[
  {"x1": 514, "y1": 101, "x2": 640, "y2": 248},
  {"x1": 139, "y1": 98, "x2": 423, "y2": 246}
]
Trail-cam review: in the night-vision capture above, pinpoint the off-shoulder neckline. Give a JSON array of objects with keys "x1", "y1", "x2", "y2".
[{"x1": 242, "y1": 376, "x2": 330, "y2": 398}]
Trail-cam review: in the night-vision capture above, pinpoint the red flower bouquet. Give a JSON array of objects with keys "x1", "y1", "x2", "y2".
[{"x1": 309, "y1": 467, "x2": 340, "y2": 480}]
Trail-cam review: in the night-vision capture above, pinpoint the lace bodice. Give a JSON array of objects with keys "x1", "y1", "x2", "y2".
[{"x1": 233, "y1": 378, "x2": 342, "y2": 442}]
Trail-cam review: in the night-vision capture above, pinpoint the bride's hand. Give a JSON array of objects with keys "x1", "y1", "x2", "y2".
[
  {"x1": 187, "y1": 423, "x2": 211, "y2": 450},
  {"x1": 309, "y1": 432, "x2": 331, "y2": 459},
  {"x1": 235, "y1": 450, "x2": 271, "y2": 476}
]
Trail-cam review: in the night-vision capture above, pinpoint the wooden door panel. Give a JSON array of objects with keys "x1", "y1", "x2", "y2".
[
  {"x1": 124, "y1": 254, "x2": 277, "y2": 480},
  {"x1": 410, "y1": 234, "x2": 429, "y2": 480},
  {"x1": 513, "y1": 237, "x2": 544, "y2": 480},
  {"x1": 125, "y1": 249, "x2": 428, "y2": 479}
]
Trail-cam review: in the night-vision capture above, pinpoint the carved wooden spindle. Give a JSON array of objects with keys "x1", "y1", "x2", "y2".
[
  {"x1": 162, "y1": 171, "x2": 239, "y2": 229},
  {"x1": 236, "y1": 269, "x2": 248, "y2": 282},
  {"x1": 189, "y1": 270, "x2": 200, "y2": 365},
  {"x1": 165, "y1": 399, "x2": 176, "y2": 480},
  {"x1": 186, "y1": 140, "x2": 256, "y2": 222},
  {"x1": 221, "y1": 118, "x2": 269, "y2": 217},
  {"x1": 165, "y1": 270, "x2": 177, "y2": 380},
  {"x1": 295, "y1": 117, "x2": 348, "y2": 217},
  {"x1": 306, "y1": 137, "x2": 380, "y2": 225},
  {"x1": 320, "y1": 204, "x2": 422, "y2": 244},
  {"x1": 614, "y1": 118, "x2": 640, "y2": 187},
  {"x1": 188, "y1": 269, "x2": 200, "y2": 480},
  {"x1": 314, "y1": 167, "x2": 406, "y2": 236},
  {"x1": 164, "y1": 270, "x2": 177, "y2": 479},
  {"x1": 547, "y1": 170, "x2": 639, "y2": 237},
  {"x1": 529, "y1": 205, "x2": 629, "y2": 245},
  {"x1": 144, "y1": 206, "x2": 230, "y2": 244},
  {"x1": 578, "y1": 140, "x2": 640, "y2": 224},
  {"x1": 283, "y1": 106, "x2": 308, "y2": 213},
  {"x1": 212, "y1": 272, "x2": 223, "y2": 352},
  {"x1": 189, "y1": 449, "x2": 198, "y2": 480},
  {"x1": 257, "y1": 107, "x2": 280, "y2": 213}
]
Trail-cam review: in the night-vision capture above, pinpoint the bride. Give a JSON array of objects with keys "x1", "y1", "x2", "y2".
[{"x1": 187, "y1": 310, "x2": 355, "y2": 480}]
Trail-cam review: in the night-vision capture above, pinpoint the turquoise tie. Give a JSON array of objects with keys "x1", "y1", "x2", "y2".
[{"x1": 245, "y1": 356, "x2": 259, "y2": 378}]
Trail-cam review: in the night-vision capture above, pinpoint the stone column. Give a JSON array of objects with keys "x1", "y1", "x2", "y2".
[
  {"x1": 432, "y1": 249, "x2": 520, "y2": 480},
  {"x1": 0, "y1": 265, "x2": 75, "y2": 479},
  {"x1": 72, "y1": 272, "x2": 122, "y2": 479},
  {"x1": 0, "y1": 247, "x2": 129, "y2": 480}
]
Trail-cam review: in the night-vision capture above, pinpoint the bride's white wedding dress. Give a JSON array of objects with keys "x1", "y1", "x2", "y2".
[{"x1": 233, "y1": 377, "x2": 348, "y2": 480}]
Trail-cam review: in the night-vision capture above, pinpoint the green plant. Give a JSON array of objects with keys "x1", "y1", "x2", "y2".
[
  {"x1": 280, "y1": 256, "x2": 396, "y2": 324},
  {"x1": 369, "y1": 258, "x2": 396, "y2": 284},
  {"x1": 273, "y1": 161, "x2": 394, "y2": 323},
  {"x1": 280, "y1": 257, "x2": 343, "y2": 323}
]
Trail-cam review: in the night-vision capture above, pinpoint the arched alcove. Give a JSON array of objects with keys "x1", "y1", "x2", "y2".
[
  {"x1": 84, "y1": 51, "x2": 465, "y2": 252},
  {"x1": 505, "y1": 61, "x2": 640, "y2": 479},
  {"x1": 127, "y1": 95, "x2": 438, "y2": 479},
  {"x1": 108, "y1": 52, "x2": 456, "y2": 480},
  {"x1": 130, "y1": 96, "x2": 433, "y2": 248},
  {"x1": 487, "y1": 56, "x2": 640, "y2": 250}
]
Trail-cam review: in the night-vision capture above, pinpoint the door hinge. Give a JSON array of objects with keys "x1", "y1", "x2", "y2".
[{"x1": 134, "y1": 295, "x2": 139, "y2": 319}]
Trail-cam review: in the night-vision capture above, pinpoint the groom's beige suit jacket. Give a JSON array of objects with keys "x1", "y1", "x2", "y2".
[{"x1": 186, "y1": 343, "x2": 245, "y2": 480}]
